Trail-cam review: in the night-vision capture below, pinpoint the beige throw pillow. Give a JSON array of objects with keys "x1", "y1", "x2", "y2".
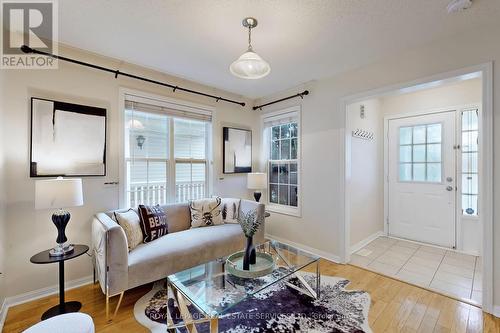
[
  {"x1": 114, "y1": 210, "x2": 144, "y2": 251},
  {"x1": 221, "y1": 198, "x2": 240, "y2": 223},
  {"x1": 190, "y1": 197, "x2": 223, "y2": 228}
]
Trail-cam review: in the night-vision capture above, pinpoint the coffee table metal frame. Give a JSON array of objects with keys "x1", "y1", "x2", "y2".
[{"x1": 166, "y1": 240, "x2": 320, "y2": 333}]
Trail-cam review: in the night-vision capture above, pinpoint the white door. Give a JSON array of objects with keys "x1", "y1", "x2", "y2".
[{"x1": 388, "y1": 111, "x2": 456, "y2": 248}]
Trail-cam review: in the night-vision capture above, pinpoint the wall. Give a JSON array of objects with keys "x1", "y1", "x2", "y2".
[
  {"x1": 258, "y1": 22, "x2": 500, "y2": 310},
  {"x1": 381, "y1": 78, "x2": 482, "y2": 254},
  {"x1": 0, "y1": 71, "x2": 6, "y2": 313},
  {"x1": 347, "y1": 99, "x2": 384, "y2": 248},
  {"x1": 0, "y1": 44, "x2": 259, "y2": 299}
]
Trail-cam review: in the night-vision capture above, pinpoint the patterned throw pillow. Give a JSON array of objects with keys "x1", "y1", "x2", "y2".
[
  {"x1": 189, "y1": 197, "x2": 223, "y2": 228},
  {"x1": 114, "y1": 209, "x2": 144, "y2": 251},
  {"x1": 138, "y1": 204, "x2": 168, "y2": 243},
  {"x1": 221, "y1": 198, "x2": 240, "y2": 224}
]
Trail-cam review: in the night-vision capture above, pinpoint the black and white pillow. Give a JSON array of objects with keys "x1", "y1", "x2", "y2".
[
  {"x1": 189, "y1": 197, "x2": 223, "y2": 228},
  {"x1": 221, "y1": 198, "x2": 240, "y2": 224},
  {"x1": 138, "y1": 204, "x2": 168, "y2": 243}
]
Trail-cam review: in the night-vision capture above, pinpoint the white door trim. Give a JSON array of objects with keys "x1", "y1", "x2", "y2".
[{"x1": 340, "y1": 62, "x2": 493, "y2": 314}]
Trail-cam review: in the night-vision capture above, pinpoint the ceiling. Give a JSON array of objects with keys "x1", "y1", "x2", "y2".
[{"x1": 56, "y1": 0, "x2": 500, "y2": 99}]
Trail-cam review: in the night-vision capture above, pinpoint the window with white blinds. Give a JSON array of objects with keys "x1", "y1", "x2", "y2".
[
  {"x1": 262, "y1": 107, "x2": 301, "y2": 216},
  {"x1": 124, "y1": 95, "x2": 211, "y2": 207}
]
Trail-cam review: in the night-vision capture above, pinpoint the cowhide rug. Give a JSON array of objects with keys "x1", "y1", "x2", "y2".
[{"x1": 134, "y1": 274, "x2": 372, "y2": 333}]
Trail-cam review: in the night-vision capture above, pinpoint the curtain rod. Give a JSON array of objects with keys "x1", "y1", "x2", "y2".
[
  {"x1": 253, "y1": 90, "x2": 309, "y2": 110},
  {"x1": 20, "y1": 45, "x2": 246, "y2": 107}
]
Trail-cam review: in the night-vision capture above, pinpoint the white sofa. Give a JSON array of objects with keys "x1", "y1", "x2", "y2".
[{"x1": 91, "y1": 199, "x2": 265, "y2": 317}]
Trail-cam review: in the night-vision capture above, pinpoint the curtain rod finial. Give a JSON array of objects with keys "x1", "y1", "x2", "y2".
[{"x1": 20, "y1": 45, "x2": 32, "y2": 53}]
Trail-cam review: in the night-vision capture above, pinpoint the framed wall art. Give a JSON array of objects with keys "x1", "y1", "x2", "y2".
[
  {"x1": 223, "y1": 127, "x2": 252, "y2": 174},
  {"x1": 30, "y1": 97, "x2": 107, "y2": 177}
]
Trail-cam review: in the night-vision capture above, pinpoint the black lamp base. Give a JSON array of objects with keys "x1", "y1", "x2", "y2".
[
  {"x1": 253, "y1": 191, "x2": 262, "y2": 202},
  {"x1": 50, "y1": 210, "x2": 72, "y2": 257},
  {"x1": 41, "y1": 301, "x2": 82, "y2": 320}
]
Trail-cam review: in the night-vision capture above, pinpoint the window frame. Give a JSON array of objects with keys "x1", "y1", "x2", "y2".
[
  {"x1": 262, "y1": 106, "x2": 302, "y2": 217},
  {"x1": 119, "y1": 88, "x2": 214, "y2": 208}
]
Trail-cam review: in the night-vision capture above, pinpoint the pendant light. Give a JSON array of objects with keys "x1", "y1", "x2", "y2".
[{"x1": 230, "y1": 17, "x2": 271, "y2": 79}]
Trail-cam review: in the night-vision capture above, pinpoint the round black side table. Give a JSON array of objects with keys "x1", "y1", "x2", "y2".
[{"x1": 30, "y1": 244, "x2": 89, "y2": 320}]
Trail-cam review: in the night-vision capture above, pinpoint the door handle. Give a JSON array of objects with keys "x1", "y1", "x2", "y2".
[{"x1": 446, "y1": 185, "x2": 453, "y2": 191}]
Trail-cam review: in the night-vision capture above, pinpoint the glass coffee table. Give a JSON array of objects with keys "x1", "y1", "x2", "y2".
[{"x1": 166, "y1": 240, "x2": 321, "y2": 332}]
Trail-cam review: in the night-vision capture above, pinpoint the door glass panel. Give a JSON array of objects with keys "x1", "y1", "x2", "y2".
[
  {"x1": 399, "y1": 146, "x2": 412, "y2": 163},
  {"x1": 413, "y1": 164, "x2": 426, "y2": 182},
  {"x1": 462, "y1": 131, "x2": 478, "y2": 152},
  {"x1": 399, "y1": 164, "x2": 412, "y2": 181},
  {"x1": 413, "y1": 126, "x2": 426, "y2": 144},
  {"x1": 427, "y1": 144, "x2": 441, "y2": 162},
  {"x1": 462, "y1": 174, "x2": 478, "y2": 194},
  {"x1": 427, "y1": 124, "x2": 442, "y2": 143},
  {"x1": 462, "y1": 152, "x2": 478, "y2": 173},
  {"x1": 427, "y1": 163, "x2": 441, "y2": 182},
  {"x1": 413, "y1": 145, "x2": 426, "y2": 162},
  {"x1": 399, "y1": 127, "x2": 412, "y2": 145}
]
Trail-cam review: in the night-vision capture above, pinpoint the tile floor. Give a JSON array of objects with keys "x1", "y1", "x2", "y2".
[{"x1": 350, "y1": 236, "x2": 482, "y2": 304}]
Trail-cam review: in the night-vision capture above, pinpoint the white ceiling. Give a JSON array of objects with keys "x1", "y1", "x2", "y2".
[{"x1": 56, "y1": 0, "x2": 500, "y2": 99}]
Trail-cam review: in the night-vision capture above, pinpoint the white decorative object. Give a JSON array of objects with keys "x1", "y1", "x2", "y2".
[
  {"x1": 114, "y1": 210, "x2": 144, "y2": 251},
  {"x1": 230, "y1": 17, "x2": 270, "y2": 79}
]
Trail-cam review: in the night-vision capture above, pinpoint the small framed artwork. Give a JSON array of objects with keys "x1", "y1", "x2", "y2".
[
  {"x1": 223, "y1": 127, "x2": 252, "y2": 174},
  {"x1": 30, "y1": 97, "x2": 107, "y2": 177}
]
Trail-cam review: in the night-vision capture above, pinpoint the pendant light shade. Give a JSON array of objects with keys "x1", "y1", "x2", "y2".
[
  {"x1": 230, "y1": 50, "x2": 271, "y2": 79},
  {"x1": 230, "y1": 17, "x2": 270, "y2": 80}
]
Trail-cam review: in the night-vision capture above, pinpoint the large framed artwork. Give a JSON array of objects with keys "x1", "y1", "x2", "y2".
[
  {"x1": 223, "y1": 127, "x2": 252, "y2": 174},
  {"x1": 30, "y1": 97, "x2": 107, "y2": 177}
]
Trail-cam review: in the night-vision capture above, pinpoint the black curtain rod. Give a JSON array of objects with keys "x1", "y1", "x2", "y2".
[
  {"x1": 20, "y1": 45, "x2": 246, "y2": 107},
  {"x1": 253, "y1": 90, "x2": 309, "y2": 110}
]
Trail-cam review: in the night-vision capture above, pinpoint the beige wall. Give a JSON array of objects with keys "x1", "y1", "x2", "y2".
[
  {"x1": 0, "y1": 70, "x2": 6, "y2": 309},
  {"x1": 0, "y1": 45, "x2": 259, "y2": 298},
  {"x1": 381, "y1": 78, "x2": 482, "y2": 116},
  {"x1": 347, "y1": 99, "x2": 384, "y2": 247},
  {"x1": 259, "y1": 22, "x2": 500, "y2": 309}
]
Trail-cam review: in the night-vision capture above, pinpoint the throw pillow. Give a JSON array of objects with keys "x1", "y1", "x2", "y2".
[
  {"x1": 221, "y1": 198, "x2": 240, "y2": 223},
  {"x1": 189, "y1": 197, "x2": 223, "y2": 228},
  {"x1": 138, "y1": 204, "x2": 168, "y2": 243},
  {"x1": 114, "y1": 210, "x2": 143, "y2": 251}
]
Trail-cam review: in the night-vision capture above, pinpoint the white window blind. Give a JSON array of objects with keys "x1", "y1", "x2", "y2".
[{"x1": 124, "y1": 95, "x2": 211, "y2": 207}]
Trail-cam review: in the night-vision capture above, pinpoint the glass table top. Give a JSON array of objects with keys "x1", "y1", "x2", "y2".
[{"x1": 168, "y1": 240, "x2": 320, "y2": 317}]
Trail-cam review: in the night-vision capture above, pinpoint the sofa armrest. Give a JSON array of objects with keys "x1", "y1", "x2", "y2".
[
  {"x1": 239, "y1": 199, "x2": 266, "y2": 244},
  {"x1": 91, "y1": 213, "x2": 129, "y2": 296}
]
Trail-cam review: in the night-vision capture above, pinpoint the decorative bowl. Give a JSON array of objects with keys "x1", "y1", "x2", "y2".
[{"x1": 226, "y1": 251, "x2": 275, "y2": 278}]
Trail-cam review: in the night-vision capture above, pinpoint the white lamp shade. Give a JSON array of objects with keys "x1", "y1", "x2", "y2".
[
  {"x1": 230, "y1": 51, "x2": 271, "y2": 79},
  {"x1": 35, "y1": 178, "x2": 84, "y2": 210},
  {"x1": 247, "y1": 173, "x2": 267, "y2": 190}
]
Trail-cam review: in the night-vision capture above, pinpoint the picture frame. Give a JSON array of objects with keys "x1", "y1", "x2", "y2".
[
  {"x1": 223, "y1": 127, "x2": 252, "y2": 174},
  {"x1": 30, "y1": 97, "x2": 107, "y2": 177}
]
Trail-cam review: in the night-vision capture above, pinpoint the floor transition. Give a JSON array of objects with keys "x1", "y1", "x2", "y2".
[{"x1": 350, "y1": 236, "x2": 482, "y2": 305}]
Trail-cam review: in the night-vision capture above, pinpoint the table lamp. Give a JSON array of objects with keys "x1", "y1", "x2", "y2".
[
  {"x1": 247, "y1": 173, "x2": 267, "y2": 202},
  {"x1": 35, "y1": 177, "x2": 84, "y2": 256}
]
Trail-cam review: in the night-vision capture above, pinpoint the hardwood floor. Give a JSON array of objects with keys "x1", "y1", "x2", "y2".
[{"x1": 3, "y1": 260, "x2": 500, "y2": 332}]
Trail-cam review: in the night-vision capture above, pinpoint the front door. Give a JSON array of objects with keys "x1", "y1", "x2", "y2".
[{"x1": 388, "y1": 111, "x2": 456, "y2": 248}]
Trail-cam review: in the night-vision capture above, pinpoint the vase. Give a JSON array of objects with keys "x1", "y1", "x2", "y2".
[{"x1": 243, "y1": 236, "x2": 256, "y2": 270}]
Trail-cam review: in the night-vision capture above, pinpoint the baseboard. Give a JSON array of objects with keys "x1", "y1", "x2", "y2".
[
  {"x1": 350, "y1": 231, "x2": 384, "y2": 254},
  {"x1": 265, "y1": 233, "x2": 341, "y2": 263},
  {"x1": 0, "y1": 275, "x2": 93, "y2": 330},
  {"x1": 493, "y1": 305, "x2": 500, "y2": 318}
]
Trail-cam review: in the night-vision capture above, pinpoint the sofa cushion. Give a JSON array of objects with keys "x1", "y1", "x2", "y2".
[
  {"x1": 163, "y1": 203, "x2": 191, "y2": 233},
  {"x1": 127, "y1": 224, "x2": 245, "y2": 289},
  {"x1": 114, "y1": 209, "x2": 143, "y2": 251},
  {"x1": 221, "y1": 198, "x2": 240, "y2": 223},
  {"x1": 189, "y1": 197, "x2": 223, "y2": 228},
  {"x1": 138, "y1": 205, "x2": 168, "y2": 243}
]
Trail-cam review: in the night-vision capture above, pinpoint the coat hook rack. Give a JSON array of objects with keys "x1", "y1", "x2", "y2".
[{"x1": 352, "y1": 128, "x2": 374, "y2": 141}]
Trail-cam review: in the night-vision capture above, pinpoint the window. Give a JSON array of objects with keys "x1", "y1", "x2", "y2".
[
  {"x1": 398, "y1": 123, "x2": 442, "y2": 182},
  {"x1": 461, "y1": 109, "x2": 479, "y2": 216},
  {"x1": 124, "y1": 95, "x2": 211, "y2": 207},
  {"x1": 263, "y1": 107, "x2": 300, "y2": 215}
]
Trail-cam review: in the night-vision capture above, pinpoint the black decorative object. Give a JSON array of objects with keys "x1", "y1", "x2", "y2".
[
  {"x1": 31, "y1": 97, "x2": 107, "y2": 177},
  {"x1": 51, "y1": 211, "x2": 73, "y2": 256},
  {"x1": 238, "y1": 210, "x2": 263, "y2": 271},
  {"x1": 223, "y1": 127, "x2": 252, "y2": 174},
  {"x1": 30, "y1": 245, "x2": 89, "y2": 320},
  {"x1": 253, "y1": 192, "x2": 262, "y2": 202}
]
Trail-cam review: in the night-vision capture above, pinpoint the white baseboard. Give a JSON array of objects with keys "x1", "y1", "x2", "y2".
[
  {"x1": 492, "y1": 305, "x2": 500, "y2": 318},
  {"x1": 265, "y1": 234, "x2": 341, "y2": 263},
  {"x1": 350, "y1": 231, "x2": 384, "y2": 254},
  {"x1": 0, "y1": 275, "x2": 93, "y2": 331}
]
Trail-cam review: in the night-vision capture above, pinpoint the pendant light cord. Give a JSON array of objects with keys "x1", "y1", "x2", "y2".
[{"x1": 248, "y1": 26, "x2": 253, "y2": 51}]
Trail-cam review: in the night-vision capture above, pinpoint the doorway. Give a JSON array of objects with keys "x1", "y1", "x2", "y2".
[{"x1": 342, "y1": 65, "x2": 492, "y2": 310}]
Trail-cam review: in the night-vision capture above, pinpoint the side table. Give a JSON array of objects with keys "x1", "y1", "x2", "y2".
[{"x1": 30, "y1": 244, "x2": 89, "y2": 320}]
